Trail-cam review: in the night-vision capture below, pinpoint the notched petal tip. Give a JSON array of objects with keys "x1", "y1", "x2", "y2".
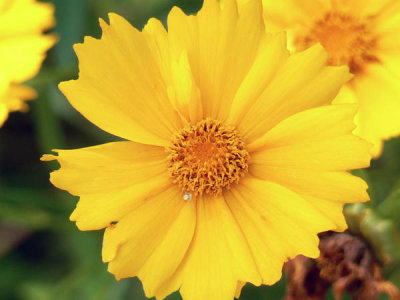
[
  {"x1": 69, "y1": 209, "x2": 78, "y2": 222},
  {"x1": 98, "y1": 17, "x2": 109, "y2": 30},
  {"x1": 102, "y1": 225, "x2": 120, "y2": 263},
  {"x1": 300, "y1": 43, "x2": 331, "y2": 67},
  {"x1": 40, "y1": 150, "x2": 60, "y2": 162},
  {"x1": 168, "y1": 5, "x2": 188, "y2": 23},
  {"x1": 107, "y1": 12, "x2": 125, "y2": 24},
  {"x1": 330, "y1": 63, "x2": 354, "y2": 83},
  {"x1": 235, "y1": 281, "x2": 247, "y2": 299},
  {"x1": 40, "y1": 154, "x2": 56, "y2": 161},
  {"x1": 143, "y1": 17, "x2": 167, "y2": 35},
  {"x1": 58, "y1": 79, "x2": 78, "y2": 94},
  {"x1": 353, "y1": 136, "x2": 373, "y2": 168}
]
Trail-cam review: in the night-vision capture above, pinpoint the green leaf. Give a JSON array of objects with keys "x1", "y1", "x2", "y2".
[
  {"x1": 359, "y1": 211, "x2": 400, "y2": 267},
  {"x1": 345, "y1": 204, "x2": 400, "y2": 268},
  {"x1": 378, "y1": 188, "x2": 400, "y2": 227},
  {"x1": 31, "y1": 86, "x2": 66, "y2": 154}
]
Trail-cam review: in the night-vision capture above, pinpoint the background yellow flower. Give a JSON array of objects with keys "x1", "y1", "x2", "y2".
[
  {"x1": 0, "y1": 0, "x2": 55, "y2": 126},
  {"x1": 43, "y1": 1, "x2": 371, "y2": 299},
  {"x1": 260, "y1": 0, "x2": 400, "y2": 157}
]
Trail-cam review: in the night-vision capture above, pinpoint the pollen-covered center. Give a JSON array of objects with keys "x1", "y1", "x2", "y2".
[
  {"x1": 167, "y1": 118, "x2": 249, "y2": 196},
  {"x1": 295, "y1": 12, "x2": 379, "y2": 74}
]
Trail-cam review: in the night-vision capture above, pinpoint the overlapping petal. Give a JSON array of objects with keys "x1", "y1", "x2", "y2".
[
  {"x1": 167, "y1": 0, "x2": 269, "y2": 122},
  {"x1": 42, "y1": 141, "x2": 171, "y2": 230},
  {"x1": 233, "y1": 45, "x2": 352, "y2": 142},
  {"x1": 103, "y1": 186, "x2": 196, "y2": 297},
  {"x1": 60, "y1": 14, "x2": 183, "y2": 146},
  {"x1": 248, "y1": 104, "x2": 370, "y2": 232},
  {"x1": 155, "y1": 195, "x2": 261, "y2": 300},
  {"x1": 226, "y1": 177, "x2": 335, "y2": 283}
]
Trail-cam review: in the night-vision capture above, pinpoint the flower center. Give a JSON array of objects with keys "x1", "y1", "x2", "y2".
[
  {"x1": 295, "y1": 12, "x2": 379, "y2": 74},
  {"x1": 167, "y1": 118, "x2": 249, "y2": 196}
]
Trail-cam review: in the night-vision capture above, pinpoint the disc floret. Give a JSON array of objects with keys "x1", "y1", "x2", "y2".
[
  {"x1": 167, "y1": 118, "x2": 249, "y2": 196},
  {"x1": 295, "y1": 12, "x2": 379, "y2": 74}
]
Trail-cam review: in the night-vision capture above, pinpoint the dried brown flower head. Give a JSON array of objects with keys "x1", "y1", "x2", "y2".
[{"x1": 283, "y1": 232, "x2": 400, "y2": 300}]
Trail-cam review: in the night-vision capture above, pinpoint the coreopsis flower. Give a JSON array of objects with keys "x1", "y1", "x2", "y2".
[
  {"x1": 260, "y1": 0, "x2": 400, "y2": 157},
  {"x1": 42, "y1": 0, "x2": 371, "y2": 299},
  {"x1": 0, "y1": 0, "x2": 55, "y2": 126}
]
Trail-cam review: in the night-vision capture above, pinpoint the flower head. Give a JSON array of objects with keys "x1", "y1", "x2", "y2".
[
  {"x1": 0, "y1": 0, "x2": 55, "y2": 126},
  {"x1": 43, "y1": 0, "x2": 371, "y2": 299},
  {"x1": 261, "y1": 0, "x2": 400, "y2": 157}
]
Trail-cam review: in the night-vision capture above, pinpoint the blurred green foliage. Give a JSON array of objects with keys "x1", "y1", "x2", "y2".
[{"x1": 0, "y1": 0, "x2": 399, "y2": 300}]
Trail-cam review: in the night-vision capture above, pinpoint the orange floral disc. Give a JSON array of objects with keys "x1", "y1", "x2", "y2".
[
  {"x1": 295, "y1": 12, "x2": 379, "y2": 74},
  {"x1": 168, "y1": 118, "x2": 249, "y2": 196}
]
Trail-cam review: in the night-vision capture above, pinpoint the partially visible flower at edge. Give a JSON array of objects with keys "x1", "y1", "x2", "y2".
[
  {"x1": 42, "y1": 0, "x2": 372, "y2": 299},
  {"x1": 259, "y1": 0, "x2": 400, "y2": 157},
  {"x1": 0, "y1": 0, "x2": 56, "y2": 126}
]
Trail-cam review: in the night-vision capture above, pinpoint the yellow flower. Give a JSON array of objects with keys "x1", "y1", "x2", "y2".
[
  {"x1": 42, "y1": 0, "x2": 371, "y2": 299},
  {"x1": 0, "y1": 0, "x2": 55, "y2": 126},
  {"x1": 260, "y1": 0, "x2": 400, "y2": 157}
]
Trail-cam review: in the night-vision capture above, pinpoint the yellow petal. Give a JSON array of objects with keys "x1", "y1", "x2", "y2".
[
  {"x1": 331, "y1": 0, "x2": 393, "y2": 16},
  {"x1": 158, "y1": 194, "x2": 262, "y2": 300},
  {"x1": 43, "y1": 141, "x2": 171, "y2": 230},
  {"x1": 6, "y1": 84, "x2": 37, "y2": 102},
  {"x1": 215, "y1": 0, "x2": 265, "y2": 121},
  {"x1": 235, "y1": 281, "x2": 247, "y2": 299},
  {"x1": 260, "y1": 0, "x2": 330, "y2": 31},
  {"x1": 248, "y1": 104, "x2": 358, "y2": 151},
  {"x1": 60, "y1": 14, "x2": 183, "y2": 146},
  {"x1": 352, "y1": 64, "x2": 400, "y2": 157},
  {"x1": 69, "y1": 175, "x2": 171, "y2": 231},
  {"x1": 46, "y1": 141, "x2": 167, "y2": 195},
  {"x1": 0, "y1": 103, "x2": 8, "y2": 127},
  {"x1": 143, "y1": 18, "x2": 200, "y2": 124},
  {"x1": 0, "y1": 34, "x2": 56, "y2": 82},
  {"x1": 251, "y1": 135, "x2": 370, "y2": 171},
  {"x1": 0, "y1": 75, "x2": 10, "y2": 126},
  {"x1": 167, "y1": 0, "x2": 267, "y2": 122},
  {"x1": 374, "y1": 0, "x2": 400, "y2": 36},
  {"x1": 142, "y1": 17, "x2": 170, "y2": 80},
  {"x1": 1, "y1": 84, "x2": 37, "y2": 116},
  {"x1": 226, "y1": 177, "x2": 336, "y2": 284},
  {"x1": 103, "y1": 186, "x2": 196, "y2": 298},
  {"x1": 167, "y1": 50, "x2": 202, "y2": 124},
  {"x1": 227, "y1": 32, "x2": 290, "y2": 125},
  {"x1": 333, "y1": 85, "x2": 358, "y2": 105},
  {"x1": 236, "y1": 45, "x2": 352, "y2": 142},
  {"x1": 249, "y1": 166, "x2": 367, "y2": 231},
  {"x1": 250, "y1": 167, "x2": 369, "y2": 204},
  {"x1": 303, "y1": 195, "x2": 348, "y2": 231},
  {"x1": 0, "y1": 0, "x2": 55, "y2": 36}
]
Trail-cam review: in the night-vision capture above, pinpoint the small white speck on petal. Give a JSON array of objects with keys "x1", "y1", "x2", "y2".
[{"x1": 183, "y1": 191, "x2": 193, "y2": 201}]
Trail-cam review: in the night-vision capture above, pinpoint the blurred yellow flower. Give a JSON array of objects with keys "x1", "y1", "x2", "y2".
[
  {"x1": 43, "y1": 0, "x2": 371, "y2": 299},
  {"x1": 260, "y1": 0, "x2": 400, "y2": 157},
  {"x1": 0, "y1": 0, "x2": 55, "y2": 126}
]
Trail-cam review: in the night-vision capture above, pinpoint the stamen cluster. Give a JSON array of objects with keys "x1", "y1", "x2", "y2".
[
  {"x1": 167, "y1": 118, "x2": 249, "y2": 196},
  {"x1": 295, "y1": 12, "x2": 379, "y2": 74}
]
